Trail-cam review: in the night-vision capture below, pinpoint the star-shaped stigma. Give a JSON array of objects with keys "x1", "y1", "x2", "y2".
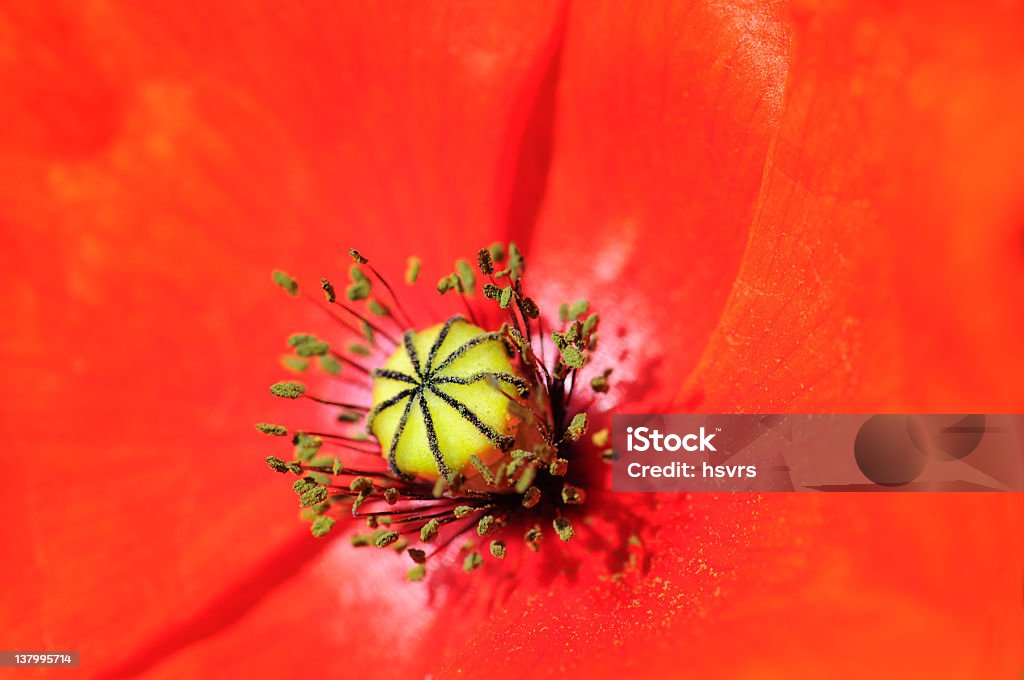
[{"x1": 368, "y1": 316, "x2": 529, "y2": 480}]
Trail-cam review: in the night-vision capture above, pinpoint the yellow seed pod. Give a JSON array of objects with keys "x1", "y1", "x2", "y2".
[{"x1": 369, "y1": 317, "x2": 527, "y2": 481}]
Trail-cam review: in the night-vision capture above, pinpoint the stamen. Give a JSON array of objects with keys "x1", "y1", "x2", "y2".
[{"x1": 262, "y1": 241, "x2": 606, "y2": 579}]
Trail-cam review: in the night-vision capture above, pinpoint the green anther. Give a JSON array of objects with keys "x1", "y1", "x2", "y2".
[
  {"x1": 346, "y1": 282, "x2": 370, "y2": 301},
  {"x1": 510, "y1": 449, "x2": 535, "y2": 461},
  {"x1": 287, "y1": 333, "x2": 318, "y2": 348},
  {"x1": 436, "y1": 276, "x2": 453, "y2": 294},
  {"x1": 331, "y1": 457, "x2": 343, "y2": 475},
  {"x1": 565, "y1": 321, "x2": 582, "y2": 346},
  {"x1": 310, "y1": 516, "x2": 336, "y2": 538},
  {"x1": 348, "y1": 342, "x2": 371, "y2": 357},
  {"x1": 294, "y1": 445, "x2": 316, "y2": 463},
  {"x1": 266, "y1": 456, "x2": 289, "y2": 473},
  {"x1": 351, "y1": 488, "x2": 372, "y2": 513},
  {"x1": 432, "y1": 477, "x2": 447, "y2": 498},
  {"x1": 337, "y1": 409, "x2": 362, "y2": 423},
  {"x1": 553, "y1": 517, "x2": 575, "y2": 541},
  {"x1": 350, "y1": 268, "x2": 370, "y2": 288},
  {"x1": 450, "y1": 272, "x2": 465, "y2": 293},
  {"x1": 270, "y1": 381, "x2": 305, "y2": 399},
  {"x1": 295, "y1": 340, "x2": 330, "y2": 357},
  {"x1": 507, "y1": 326, "x2": 527, "y2": 349},
  {"x1": 476, "y1": 515, "x2": 496, "y2": 537},
  {"x1": 407, "y1": 564, "x2": 427, "y2": 582},
  {"x1": 420, "y1": 519, "x2": 440, "y2": 542},
  {"x1": 350, "y1": 534, "x2": 372, "y2": 547},
  {"x1": 522, "y1": 486, "x2": 541, "y2": 508},
  {"x1": 285, "y1": 461, "x2": 303, "y2": 474},
  {"x1": 369, "y1": 299, "x2": 389, "y2": 316},
  {"x1": 482, "y1": 283, "x2": 500, "y2": 300},
  {"x1": 560, "y1": 345, "x2": 585, "y2": 369},
  {"x1": 515, "y1": 465, "x2": 536, "y2": 494},
  {"x1": 349, "y1": 477, "x2": 373, "y2": 493},
  {"x1": 582, "y1": 313, "x2": 599, "y2": 336},
  {"x1": 490, "y1": 540, "x2": 506, "y2": 559},
  {"x1": 348, "y1": 266, "x2": 371, "y2": 297},
  {"x1": 592, "y1": 428, "x2": 610, "y2": 447},
  {"x1": 477, "y1": 248, "x2": 493, "y2": 275},
  {"x1": 568, "y1": 299, "x2": 589, "y2": 320},
  {"x1": 454, "y1": 505, "x2": 473, "y2": 519},
  {"x1": 349, "y1": 249, "x2": 368, "y2": 264},
  {"x1": 456, "y1": 259, "x2": 476, "y2": 291},
  {"x1": 550, "y1": 458, "x2": 568, "y2": 476},
  {"x1": 505, "y1": 458, "x2": 523, "y2": 480},
  {"x1": 307, "y1": 471, "x2": 331, "y2": 485},
  {"x1": 384, "y1": 488, "x2": 400, "y2": 504},
  {"x1": 301, "y1": 502, "x2": 330, "y2": 519},
  {"x1": 321, "y1": 278, "x2": 336, "y2": 303},
  {"x1": 405, "y1": 256, "x2": 421, "y2": 284},
  {"x1": 292, "y1": 477, "x2": 315, "y2": 494},
  {"x1": 488, "y1": 242, "x2": 505, "y2": 263},
  {"x1": 318, "y1": 355, "x2": 342, "y2": 375},
  {"x1": 566, "y1": 413, "x2": 588, "y2": 441},
  {"x1": 518, "y1": 297, "x2": 539, "y2": 319},
  {"x1": 463, "y1": 551, "x2": 483, "y2": 573},
  {"x1": 374, "y1": 530, "x2": 400, "y2": 548},
  {"x1": 272, "y1": 270, "x2": 298, "y2": 296},
  {"x1": 558, "y1": 303, "x2": 570, "y2": 323},
  {"x1": 508, "y1": 242, "x2": 524, "y2": 280},
  {"x1": 590, "y1": 375, "x2": 609, "y2": 393},
  {"x1": 256, "y1": 423, "x2": 288, "y2": 436},
  {"x1": 361, "y1": 320, "x2": 375, "y2": 344},
  {"x1": 601, "y1": 448, "x2": 617, "y2": 463},
  {"x1": 307, "y1": 456, "x2": 335, "y2": 471},
  {"x1": 392, "y1": 538, "x2": 409, "y2": 553},
  {"x1": 469, "y1": 455, "x2": 495, "y2": 485},
  {"x1": 366, "y1": 516, "x2": 379, "y2": 529},
  {"x1": 561, "y1": 484, "x2": 586, "y2": 505},
  {"x1": 498, "y1": 286, "x2": 513, "y2": 309},
  {"x1": 294, "y1": 432, "x2": 323, "y2": 451},
  {"x1": 281, "y1": 355, "x2": 309, "y2": 372},
  {"x1": 300, "y1": 486, "x2": 327, "y2": 507},
  {"x1": 407, "y1": 548, "x2": 427, "y2": 564}
]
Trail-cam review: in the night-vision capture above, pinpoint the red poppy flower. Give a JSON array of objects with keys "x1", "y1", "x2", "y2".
[{"x1": 2, "y1": 2, "x2": 1023, "y2": 679}]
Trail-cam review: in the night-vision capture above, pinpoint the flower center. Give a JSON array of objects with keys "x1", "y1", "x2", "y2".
[{"x1": 259, "y1": 243, "x2": 616, "y2": 580}]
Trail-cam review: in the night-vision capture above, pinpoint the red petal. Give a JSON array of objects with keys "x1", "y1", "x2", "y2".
[
  {"x1": 679, "y1": 1, "x2": 1024, "y2": 412},
  {"x1": 0, "y1": 2, "x2": 563, "y2": 675},
  {"x1": 524, "y1": 1, "x2": 792, "y2": 409}
]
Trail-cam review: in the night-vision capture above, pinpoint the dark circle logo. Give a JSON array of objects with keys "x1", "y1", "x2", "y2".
[{"x1": 854, "y1": 414, "x2": 985, "y2": 486}]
